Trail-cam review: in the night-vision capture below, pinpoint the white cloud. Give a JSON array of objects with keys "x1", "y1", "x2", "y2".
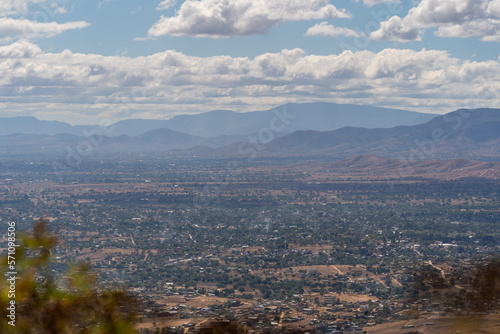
[
  {"x1": 157, "y1": 0, "x2": 176, "y2": 11},
  {"x1": 0, "y1": 39, "x2": 41, "y2": 58},
  {"x1": 0, "y1": 17, "x2": 90, "y2": 39},
  {"x1": 0, "y1": 0, "x2": 45, "y2": 16},
  {"x1": 487, "y1": 0, "x2": 500, "y2": 16},
  {"x1": 436, "y1": 18, "x2": 500, "y2": 41},
  {"x1": 1, "y1": 41, "x2": 500, "y2": 122},
  {"x1": 359, "y1": 0, "x2": 400, "y2": 7},
  {"x1": 0, "y1": 0, "x2": 69, "y2": 16},
  {"x1": 148, "y1": 0, "x2": 350, "y2": 38},
  {"x1": 133, "y1": 36, "x2": 155, "y2": 41},
  {"x1": 371, "y1": 0, "x2": 500, "y2": 42},
  {"x1": 305, "y1": 22, "x2": 361, "y2": 37},
  {"x1": 98, "y1": 0, "x2": 116, "y2": 9},
  {"x1": 371, "y1": 16, "x2": 421, "y2": 42},
  {"x1": 0, "y1": 37, "x2": 14, "y2": 44}
]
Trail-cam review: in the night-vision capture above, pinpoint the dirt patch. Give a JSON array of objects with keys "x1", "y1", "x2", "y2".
[
  {"x1": 337, "y1": 292, "x2": 376, "y2": 303},
  {"x1": 157, "y1": 295, "x2": 232, "y2": 309},
  {"x1": 366, "y1": 314, "x2": 500, "y2": 334}
]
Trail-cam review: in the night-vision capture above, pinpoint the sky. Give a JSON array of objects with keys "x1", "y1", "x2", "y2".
[{"x1": 0, "y1": 0, "x2": 500, "y2": 125}]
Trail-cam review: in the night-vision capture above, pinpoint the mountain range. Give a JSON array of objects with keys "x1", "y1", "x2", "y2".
[
  {"x1": 0, "y1": 102, "x2": 436, "y2": 137},
  {"x1": 0, "y1": 106, "x2": 498, "y2": 161},
  {"x1": 259, "y1": 108, "x2": 500, "y2": 160},
  {"x1": 0, "y1": 129, "x2": 241, "y2": 155}
]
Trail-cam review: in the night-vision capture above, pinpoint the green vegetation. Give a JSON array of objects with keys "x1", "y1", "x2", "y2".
[{"x1": 0, "y1": 219, "x2": 138, "y2": 333}]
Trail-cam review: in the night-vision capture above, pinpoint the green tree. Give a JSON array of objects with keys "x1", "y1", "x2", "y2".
[{"x1": 0, "y1": 219, "x2": 139, "y2": 333}]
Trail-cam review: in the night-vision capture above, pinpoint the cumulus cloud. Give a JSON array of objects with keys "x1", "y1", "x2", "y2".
[
  {"x1": 1, "y1": 40, "x2": 500, "y2": 121},
  {"x1": 148, "y1": 0, "x2": 350, "y2": 38},
  {"x1": 0, "y1": 18, "x2": 90, "y2": 39},
  {"x1": 488, "y1": 0, "x2": 500, "y2": 16},
  {"x1": 371, "y1": 16, "x2": 421, "y2": 42},
  {"x1": 371, "y1": 0, "x2": 500, "y2": 42},
  {"x1": 305, "y1": 22, "x2": 360, "y2": 37},
  {"x1": 0, "y1": 39, "x2": 41, "y2": 58},
  {"x1": 436, "y1": 18, "x2": 500, "y2": 41}
]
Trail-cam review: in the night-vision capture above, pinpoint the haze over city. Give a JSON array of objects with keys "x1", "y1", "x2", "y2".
[{"x1": 0, "y1": 1, "x2": 499, "y2": 334}]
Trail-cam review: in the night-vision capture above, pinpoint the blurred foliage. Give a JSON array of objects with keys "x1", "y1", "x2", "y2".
[
  {"x1": 406, "y1": 257, "x2": 500, "y2": 312},
  {"x1": 0, "y1": 219, "x2": 139, "y2": 333},
  {"x1": 469, "y1": 257, "x2": 500, "y2": 312}
]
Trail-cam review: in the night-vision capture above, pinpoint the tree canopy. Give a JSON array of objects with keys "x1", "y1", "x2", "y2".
[{"x1": 0, "y1": 219, "x2": 139, "y2": 333}]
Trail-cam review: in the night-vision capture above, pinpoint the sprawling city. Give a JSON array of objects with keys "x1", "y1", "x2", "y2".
[{"x1": 0, "y1": 0, "x2": 500, "y2": 333}]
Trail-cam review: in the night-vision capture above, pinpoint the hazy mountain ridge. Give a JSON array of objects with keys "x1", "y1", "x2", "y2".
[
  {"x1": 0, "y1": 103, "x2": 437, "y2": 137},
  {"x1": 0, "y1": 108, "x2": 498, "y2": 162},
  {"x1": 262, "y1": 108, "x2": 500, "y2": 160},
  {"x1": 0, "y1": 128, "x2": 241, "y2": 154},
  {"x1": 160, "y1": 103, "x2": 437, "y2": 137},
  {"x1": 0, "y1": 116, "x2": 74, "y2": 136}
]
